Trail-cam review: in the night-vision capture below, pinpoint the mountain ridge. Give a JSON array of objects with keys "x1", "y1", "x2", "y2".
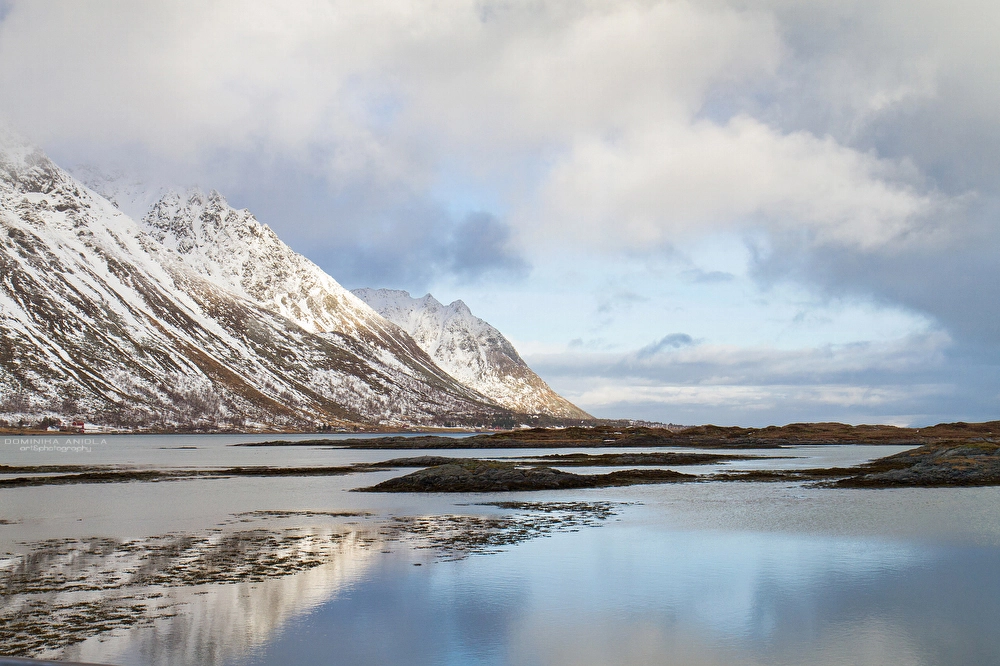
[
  {"x1": 0, "y1": 137, "x2": 507, "y2": 428},
  {"x1": 0, "y1": 137, "x2": 589, "y2": 429}
]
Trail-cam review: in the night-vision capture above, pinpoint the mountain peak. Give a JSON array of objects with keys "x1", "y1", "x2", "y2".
[
  {"x1": 70, "y1": 165, "x2": 173, "y2": 223},
  {"x1": 0, "y1": 124, "x2": 38, "y2": 164},
  {"x1": 140, "y1": 187, "x2": 377, "y2": 337},
  {"x1": 0, "y1": 132, "x2": 65, "y2": 196},
  {"x1": 353, "y1": 288, "x2": 591, "y2": 419},
  {"x1": 144, "y1": 186, "x2": 279, "y2": 255},
  {"x1": 446, "y1": 298, "x2": 472, "y2": 317}
]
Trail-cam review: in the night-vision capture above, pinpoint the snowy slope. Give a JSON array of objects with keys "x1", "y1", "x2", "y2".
[
  {"x1": 142, "y1": 188, "x2": 387, "y2": 337},
  {"x1": 137, "y1": 188, "x2": 482, "y2": 402},
  {"x1": 0, "y1": 132, "x2": 505, "y2": 428},
  {"x1": 352, "y1": 288, "x2": 591, "y2": 419}
]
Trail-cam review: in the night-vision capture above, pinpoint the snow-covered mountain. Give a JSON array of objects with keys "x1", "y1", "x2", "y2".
[
  {"x1": 352, "y1": 289, "x2": 591, "y2": 419},
  {"x1": 0, "y1": 131, "x2": 508, "y2": 428},
  {"x1": 142, "y1": 188, "x2": 387, "y2": 338},
  {"x1": 68, "y1": 165, "x2": 170, "y2": 223}
]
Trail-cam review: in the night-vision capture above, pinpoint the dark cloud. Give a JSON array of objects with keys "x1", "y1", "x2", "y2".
[
  {"x1": 727, "y1": 1, "x2": 1000, "y2": 200},
  {"x1": 750, "y1": 206, "x2": 1000, "y2": 349},
  {"x1": 636, "y1": 334, "x2": 695, "y2": 358},
  {"x1": 292, "y1": 205, "x2": 530, "y2": 291},
  {"x1": 534, "y1": 335, "x2": 948, "y2": 386},
  {"x1": 683, "y1": 269, "x2": 736, "y2": 284},
  {"x1": 447, "y1": 211, "x2": 529, "y2": 282},
  {"x1": 304, "y1": 209, "x2": 529, "y2": 290}
]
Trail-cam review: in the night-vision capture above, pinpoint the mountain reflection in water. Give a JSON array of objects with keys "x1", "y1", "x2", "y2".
[
  {"x1": 57, "y1": 529, "x2": 378, "y2": 666},
  {"x1": 237, "y1": 521, "x2": 1000, "y2": 666},
  {"x1": 31, "y1": 505, "x2": 998, "y2": 666}
]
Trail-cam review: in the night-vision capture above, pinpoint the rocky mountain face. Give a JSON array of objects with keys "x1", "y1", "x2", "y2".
[
  {"x1": 0, "y1": 132, "x2": 510, "y2": 429},
  {"x1": 352, "y1": 288, "x2": 591, "y2": 419}
]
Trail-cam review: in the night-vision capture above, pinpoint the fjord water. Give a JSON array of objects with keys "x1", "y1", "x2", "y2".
[
  {"x1": 3, "y1": 435, "x2": 999, "y2": 665},
  {"x1": 236, "y1": 513, "x2": 1000, "y2": 666}
]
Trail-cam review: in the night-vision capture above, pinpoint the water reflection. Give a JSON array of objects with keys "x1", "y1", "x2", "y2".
[
  {"x1": 3, "y1": 502, "x2": 622, "y2": 664},
  {"x1": 3, "y1": 438, "x2": 999, "y2": 665},
  {"x1": 66, "y1": 534, "x2": 378, "y2": 666},
  {"x1": 4, "y1": 503, "x2": 998, "y2": 666},
  {"x1": 237, "y1": 524, "x2": 1000, "y2": 666},
  {"x1": 0, "y1": 524, "x2": 379, "y2": 664}
]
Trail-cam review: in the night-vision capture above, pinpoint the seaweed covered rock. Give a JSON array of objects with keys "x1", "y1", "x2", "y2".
[
  {"x1": 359, "y1": 459, "x2": 692, "y2": 492},
  {"x1": 835, "y1": 441, "x2": 1000, "y2": 487}
]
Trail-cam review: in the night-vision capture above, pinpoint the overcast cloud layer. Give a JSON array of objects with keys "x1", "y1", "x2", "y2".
[{"x1": 1, "y1": 0, "x2": 997, "y2": 425}]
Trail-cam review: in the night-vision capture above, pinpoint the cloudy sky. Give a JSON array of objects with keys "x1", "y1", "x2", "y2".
[{"x1": 1, "y1": 0, "x2": 997, "y2": 426}]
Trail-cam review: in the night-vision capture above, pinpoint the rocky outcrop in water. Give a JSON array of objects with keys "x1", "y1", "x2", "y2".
[
  {"x1": 834, "y1": 441, "x2": 1000, "y2": 487},
  {"x1": 360, "y1": 459, "x2": 693, "y2": 492}
]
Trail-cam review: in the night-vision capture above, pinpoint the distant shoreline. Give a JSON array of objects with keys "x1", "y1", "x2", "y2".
[{"x1": 3, "y1": 419, "x2": 998, "y2": 441}]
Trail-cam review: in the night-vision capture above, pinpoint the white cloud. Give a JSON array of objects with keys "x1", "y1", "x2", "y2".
[
  {"x1": 0, "y1": 1, "x2": 422, "y2": 174},
  {"x1": 571, "y1": 383, "x2": 945, "y2": 411},
  {"x1": 0, "y1": 0, "x2": 964, "y2": 255},
  {"x1": 397, "y1": 1, "x2": 782, "y2": 145},
  {"x1": 538, "y1": 115, "x2": 944, "y2": 251},
  {"x1": 526, "y1": 332, "x2": 963, "y2": 425},
  {"x1": 0, "y1": 3, "x2": 769, "y2": 175}
]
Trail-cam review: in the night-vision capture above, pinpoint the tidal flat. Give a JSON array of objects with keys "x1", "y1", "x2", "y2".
[{"x1": 2, "y1": 432, "x2": 999, "y2": 665}]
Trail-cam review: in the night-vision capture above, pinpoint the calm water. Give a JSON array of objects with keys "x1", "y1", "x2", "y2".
[
  {"x1": 234, "y1": 519, "x2": 1000, "y2": 666},
  {"x1": 2, "y1": 435, "x2": 999, "y2": 665}
]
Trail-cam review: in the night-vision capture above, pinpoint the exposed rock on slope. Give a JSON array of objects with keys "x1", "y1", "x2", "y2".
[{"x1": 352, "y1": 288, "x2": 590, "y2": 419}]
